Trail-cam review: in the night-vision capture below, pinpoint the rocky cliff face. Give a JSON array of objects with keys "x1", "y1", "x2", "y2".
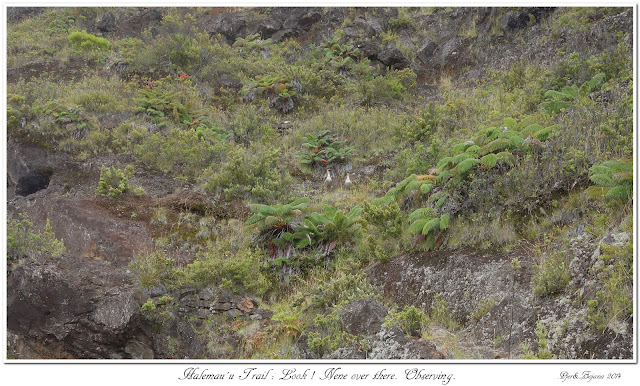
[{"x1": 6, "y1": 6, "x2": 633, "y2": 360}]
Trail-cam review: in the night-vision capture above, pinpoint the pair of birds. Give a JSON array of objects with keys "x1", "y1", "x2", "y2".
[{"x1": 325, "y1": 169, "x2": 352, "y2": 188}]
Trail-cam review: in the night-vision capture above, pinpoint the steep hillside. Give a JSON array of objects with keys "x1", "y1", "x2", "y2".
[{"x1": 6, "y1": 7, "x2": 633, "y2": 359}]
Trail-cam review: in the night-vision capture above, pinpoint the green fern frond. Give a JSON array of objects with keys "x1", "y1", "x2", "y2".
[
  {"x1": 408, "y1": 218, "x2": 428, "y2": 234},
  {"x1": 405, "y1": 180, "x2": 426, "y2": 193},
  {"x1": 427, "y1": 191, "x2": 449, "y2": 205},
  {"x1": 601, "y1": 159, "x2": 632, "y2": 173},
  {"x1": 589, "y1": 173, "x2": 617, "y2": 187},
  {"x1": 372, "y1": 195, "x2": 395, "y2": 206},
  {"x1": 454, "y1": 158, "x2": 481, "y2": 174},
  {"x1": 483, "y1": 127, "x2": 501, "y2": 142},
  {"x1": 347, "y1": 206, "x2": 363, "y2": 220},
  {"x1": 420, "y1": 182, "x2": 434, "y2": 195},
  {"x1": 422, "y1": 218, "x2": 441, "y2": 235},
  {"x1": 612, "y1": 172, "x2": 633, "y2": 184},
  {"x1": 436, "y1": 171, "x2": 453, "y2": 184},
  {"x1": 560, "y1": 86, "x2": 578, "y2": 98},
  {"x1": 452, "y1": 142, "x2": 472, "y2": 154},
  {"x1": 544, "y1": 89, "x2": 572, "y2": 100},
  {"x1": 496, "y1": 151, "x2": 515, "y2": 166},
  {"x1": 439, "y1": 213, "x2": 451, "y2": 230},
  {"x1": 409, "y1": 207, "x2": 435, "y2": 222},
  {"x1": 245, "y1": 213, "x2": 263, "y2": 226},
  {"x1": 521, "y1": 124, "x2": 542, "y2": 136},
  {"x1": 465, "y1": 144, "x2": 481, "y2": 155},
  {"x1": 480, "y1": 153, "x2": 498, "y2": 168},
  {"x1": 264, "y1": 216, "x2": 280, "y2": 227},
  {"x1": 585, "y1": 186, "x2": 609, "y2": 199},
  {"x1": 605, "y1": 185, "x2": 632, "y2": 200},
  {"x1": 503, "y1": 117, "x2": 517, "y2": 130},
  {"x1": 479, "y1": 138, "x2": 510, "y2": 156},
  {"x1": 453, "y1": 152, "x2": 474, "y2": 165},
  {"x1": 396, "y1": 174, "x2": 417, "y2": 191},
  {"x1": 288, "y1": 197, "x2": 311, "y2": 208},
  {"x1": 437, "y1": 157, "x2": 454, "y2": 171},
  {"x1": 533, "y1": 126, "x2": 554, "y2": 141}
]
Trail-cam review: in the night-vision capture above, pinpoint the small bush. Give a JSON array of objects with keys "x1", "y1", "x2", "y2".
[
  {"x1": 68, "y1": 30, "x2": 110, "y2": 51},
  {"x1": 202, "y1": 144, "x2": 293, "y2": 203},
  {"x1": 586, "y1": 158, "x2": 633, "y2": 202},
  {"x1": 7, "y1": 215, "x2": 65, "y2": 260},
  {"x1": 532, "y1": 250, "x2": 570, "y2": 298},
  {"x1": 95, "y1": 164, "x2": 144, "y2": 198},
  {"x1": 307, "y1": 309, "x2": 360, "y2": 358},
  {"x1": 587, "y1": 238, "x2": 633, "y2": 332},
  {"x1": 521, "y1": 320, "x2": 555, "y2": 359},
  {"x1": 385, "y1": 305, "x2": 429, "y2": 337},
  {"x1": 129, "y1": 250, "x2": 175, "y2": 289},
  {"x1": 242, "y1": 74, "x2": 302, "y2": 114},
  {"x1": 141, "y1": 299, "x2": 157, "y2": 311},
  {"x1": 430, "y1": 294, "x2": 460, "y2": 331}
]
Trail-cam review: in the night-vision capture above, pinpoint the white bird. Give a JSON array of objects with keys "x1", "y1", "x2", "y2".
[
  {"x1": 344, "y1": 173, "x2": 352, "y2": 188},
  {"x1": 324, "y1": 169, "x2": 332, "y2": 184}
]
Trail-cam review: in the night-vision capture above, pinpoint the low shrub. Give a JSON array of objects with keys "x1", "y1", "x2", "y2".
[
  {"x1": 385, "y1": 305, "x2": 429, "y2": 337},
  {"x1": 7, "y1": 215, "x2": 65, "y2": 260},
  {"x1": 129, "y1": 250, "x2": 175, "y2": 289},
  {"x1": 95, "y1": 164, "x2": 144, "y2": 198},
  {"x1": 68, "y1": 30, "x2": 110, "y2": 52}
]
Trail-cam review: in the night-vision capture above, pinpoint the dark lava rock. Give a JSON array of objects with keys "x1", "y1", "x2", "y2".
[
  {"x1": 341, "y1": 298, "x2": 388, "y2": 336},
  {"x1": 116, "y1": 8, "x2": 163, "y2": 38},
  {"x1": 97, "y1": 12, "x2": 117, "y2": 33},
  {"x1": 7, "y1": 7, "x2": 44, "y2": 22},
  {"x1": 416, "y1": 37, "x2": 439, "y2": 65},
  {"x1": 378, "y1": 44, "x2": 411, "y2": 70},
  {"x1": 501, "y1": 7, "x2": 555, "y2": 32},
  {"x1": 7, "y1": 254, "x2": 147, "y2": 358}
]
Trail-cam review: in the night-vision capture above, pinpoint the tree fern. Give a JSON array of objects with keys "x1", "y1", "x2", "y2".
[
  {"x1": 421, "y1": 218, "x2": 441, "y2": 235},
  {"x1": 503, "y1": 117, "x2": 517, "y2": 130},
  {"x1": 246, "y1": 197, "x2": 310, "y2": 229},
  {"x1": 439, "y1": 213, "x2": 451, "y2": 230},
  {"x1": 452, "y1": 141, "x2": 473, "y2": 154},
  {"x1": 408, "y1": 218, "x2": 429, "y2": 234},
  {"x1": 533, "y1": 126, "x2": 554, "y2": 141},
  {"x1": 453, "y1": 152, "x2": 474, "y2": 165},
  {"x1": 427, "y1": 191, "x2": 449, "y2": 205},
  {"x1": 483, "y1": 127, "x2": 502, "y2": 142},
  {"x1": 436, "y1": 171, "x2": 453, "y2": 184},
  {"x1": 405, "y1": 180, "x2": 427, "y2": 193},
  {"x1": 420, "y1": 182, "x2": 434, "y2": 194},
  {"x1": 465, "y1": 144, "x2": 481, "y2": 155},
  {"x1": 437, "y1": 157, "x2": 454, "y2": 172},
  {"x1": 521, "y1": 124, "x2": 543, "y2": 136},
  {"x1": 454, "y1": 157, "x2": 481, "y2": 175},
  {"x1": 479, "y1": 138, "x2": 510, "y2": 156},
  {"x1": 480, "y1": 153, "x2": 498, "y2": 168},
  {"x1": 495, "y1": 151, "x2": 516, "y2": 166},
  {"x1": 305, "y1": 204, "x2": 362, "y2": 243},
  {"x1": 409, "y1": 207, "x2": 436, "y2": 222},
  {"x1": 587, "y1": 158, "x2": 633, "y2": 201}
]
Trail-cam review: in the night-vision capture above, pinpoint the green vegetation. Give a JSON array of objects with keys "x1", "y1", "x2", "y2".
[
  {"x1": 68, "y1": 30, "x2": 110, "y2": 51},
  {"x1": 7, "y1": 7, "x2": 633, "y2": 360},
  {"x1": 96, "y1": 164, "x2": 144, "y2": 198},
  {"x1": 587, "y1": 228, "x2": 633, "y2": 332},
  {"x1": 7, "y1": 215, "x2": 65, "y2": 260},
  {"x1": 521, "y1": 320, "x2": 555, "y2": 359},
  {"x1": 385, "y1": 305, "x2": 429, "y2": 336},
  {"x1": 297, "y1": 131, "x2": 355, "y2": 166},
  {"x1": 586, "y1": 158, "x2": 633, "y2": 201}
]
